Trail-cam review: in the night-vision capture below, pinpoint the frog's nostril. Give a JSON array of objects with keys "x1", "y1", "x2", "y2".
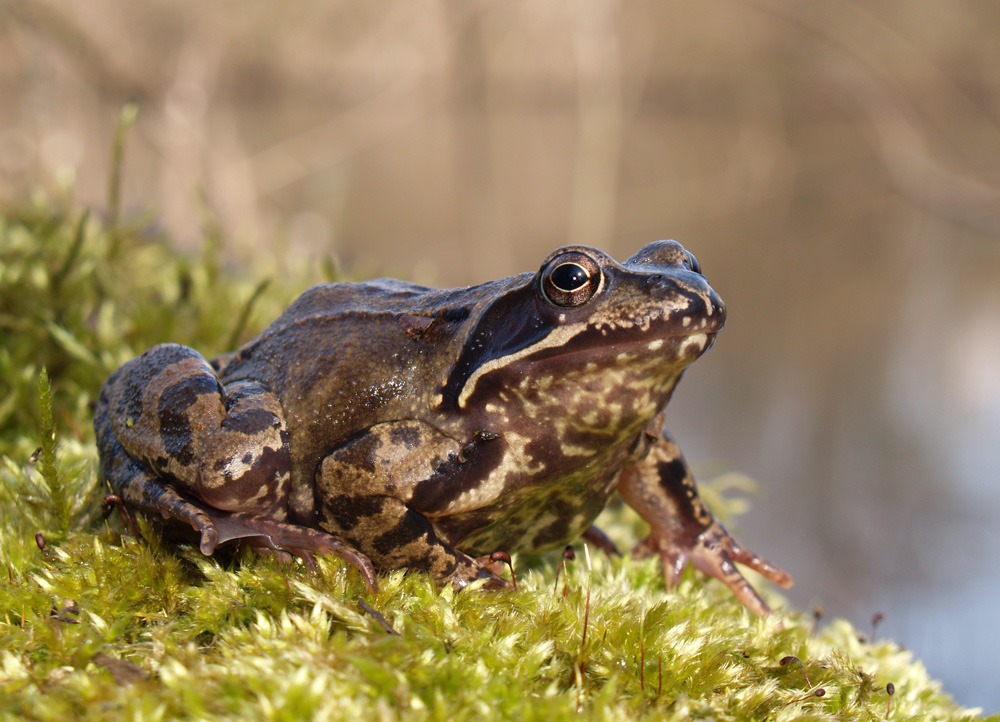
[
  {"x1": 645, "y1": 275, "x2": 670, "y2": 294},
  {"x1": 710, "y1": 291, "x2": 727, "y2": 318}
]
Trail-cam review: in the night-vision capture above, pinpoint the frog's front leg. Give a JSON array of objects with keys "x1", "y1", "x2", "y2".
[
  {"x1": 95, "y1": 344, "x2": 376, "y2": 590},
  {"x1": 316, "y1": 420, "x2": 512, "y2": 590},
  {"x1": 617, "y1": 426, "x2": 792, "y2": 615}
]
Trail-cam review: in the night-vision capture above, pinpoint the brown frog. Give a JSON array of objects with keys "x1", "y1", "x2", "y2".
[{"x1": 94, "y1": 240, "x2": 791, "y2": 614}]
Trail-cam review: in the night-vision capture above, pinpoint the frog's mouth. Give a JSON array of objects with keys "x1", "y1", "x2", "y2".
[
  {"x1": 450, "y1": 307, "x2": 721, "y2": 409},
  {"x1": 523, "y1": 333, "x2": 719, "y2": 377}
]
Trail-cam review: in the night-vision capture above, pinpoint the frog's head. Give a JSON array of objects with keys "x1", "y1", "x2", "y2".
[{"x1": 438, "y1": 240, "x2": 725, "y2": 421}]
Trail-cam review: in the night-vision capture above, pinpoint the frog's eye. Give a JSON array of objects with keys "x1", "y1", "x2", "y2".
[
  {"x1": 541, "y1": 252, "x2": 603, "y2": 307},
  {"x1": 684, "y1": 250, "x2": 702, "y2": 275}
]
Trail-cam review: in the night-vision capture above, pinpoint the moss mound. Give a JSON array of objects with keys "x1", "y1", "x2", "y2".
[{"x1": 0, "y1": 189, "x2": 991, "y2": 721}]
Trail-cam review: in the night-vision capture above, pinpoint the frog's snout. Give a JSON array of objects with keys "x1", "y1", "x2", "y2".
[
  {"x1": 707, "y1": 288, "x2": 726, "y2": 323},
  {"x1": 643, "y1": 273, "x2": 727, "y2": 333},
  {"x1": 698, "y1": 288, "x2": 727, "y2": 334}
]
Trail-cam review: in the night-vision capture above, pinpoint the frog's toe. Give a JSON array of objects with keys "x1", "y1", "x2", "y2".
[
  {"x1": 582, "y1": 525, "x2": 621, "y2": 557},
  {"x1": 633, "y1": 522, "x2": 791, "y2": 616},
  {"x1": 632, "y1": 535, "x2": 689, "y2": 588},
  {"x1": 687, "y1": 520, "x2": 792, "y2": 616},
  {"x1": 445, "y1": 555, "x2": 513, "y2": 591},
  {"x1": 217, "y1": 514, "x2": 380, "y2": 593},
  {"x1": 131, "y1": 481, "x2": 222, "y2": 555},
  {"x1": 722, "y1": 538, "x2": 793, "y2": 590},
  {"x1": 279, "y1": 540, "x2": 378, "y2": 594},
  {"x1": 197, "y1": 524, "x2": 220, "y2": 556}
]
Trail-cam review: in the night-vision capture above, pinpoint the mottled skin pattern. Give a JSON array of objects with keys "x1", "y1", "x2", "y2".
[{"x1": 94, "y1": 240, "x2": 792, "y2": 614}]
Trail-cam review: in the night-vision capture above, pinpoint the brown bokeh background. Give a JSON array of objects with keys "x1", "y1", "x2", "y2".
[{"x1": 4, "y1": 0, "x2": 999, "y2": 710}]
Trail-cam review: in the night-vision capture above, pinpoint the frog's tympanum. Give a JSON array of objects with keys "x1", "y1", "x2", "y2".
[{"x1": 95, "y1": 241, "x2": 792, "y2": 614}]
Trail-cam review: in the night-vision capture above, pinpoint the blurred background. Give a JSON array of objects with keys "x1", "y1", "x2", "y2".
[{"x1": 2, "y1": 0, "x2": 999, "y2": 711}]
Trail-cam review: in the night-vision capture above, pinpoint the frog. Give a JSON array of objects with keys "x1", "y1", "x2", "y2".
[{"x1": 94, "y1": 240, "x2": 792, "y2": 615}]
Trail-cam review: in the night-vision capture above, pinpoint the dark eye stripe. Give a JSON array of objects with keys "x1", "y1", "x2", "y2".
[{"x1": 438, "y1": 286, "x2": 552, "y2": 409}]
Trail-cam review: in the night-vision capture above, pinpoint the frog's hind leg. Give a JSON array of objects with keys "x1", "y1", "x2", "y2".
[
  {"x1": 100, "y1": 344, "x2": 292, "y2": 517},
  {"x1": 96, "y1": 402, "x2": 223, "y2": 555},
  {"x1": 95, "y1": 343, "x2": 376, "y2": 590},
  {"x1": 101, "y1": 457, "x2": 379, "y2": 592}
]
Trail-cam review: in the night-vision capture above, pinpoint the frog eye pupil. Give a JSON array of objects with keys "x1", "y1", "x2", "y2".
[{"x1": 551, "y1": 263, "x2": 589, "y2": 292}]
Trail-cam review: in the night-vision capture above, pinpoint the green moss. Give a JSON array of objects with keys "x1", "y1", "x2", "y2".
[{"x1": 0, "y1": 190, "x2": 992, "y2": 721}]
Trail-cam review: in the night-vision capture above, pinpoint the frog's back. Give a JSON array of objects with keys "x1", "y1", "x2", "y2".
[
  {"x1": 217, "y1": 275, "x2": 526, "y2": 496},
  {"x1": 217, "y1": 275, "x2": 525, "y2": 423},
  {"x1": 221, "y1": 279, "x2": 449, "y2": 391},
  {"x1": 272, "y1": 278, "x2": 441, "y2": 326}
]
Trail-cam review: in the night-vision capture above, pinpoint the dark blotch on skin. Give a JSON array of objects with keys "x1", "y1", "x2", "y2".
[
  {"x1": 157, "y1": 373, "x2": 220, "y2": 467},
  {"x1": 658, "y1": 458, "x2": 688, "y2": 490},
  {"x1": 409, "y1": 434, "x2": 505, "y2": 513},
  {"x1": 388, "y1": 424, "x2": 423, "y2": 450},
  {"x1": 158, "y1": 408, "x2": 195, "y2": 466},
  {"x1": 438, "y1": 306, "x2": 471, "y2": 323},
  {"x1": 325, "y1": 494, "x2": 385, "y2": 532},
  {"x1": 354, "y1": 435, "x2": 383, "y2": 474},
  {"x1": 409, "y1": 454, "x2": 464, "y2": 511},
  {"x1": 324, "y1": 431, "x2": 383, "y2": 475},
  {"x1": 371, "y1": 509, "x2": 433, "y2": 558},
  {"x1": 530, "y1": 499, "x2": 576, "y2": 549},
  {"x1": 656, "y1": 457, "x2": 698, "y2": 518},
  {"x1": 222, "y1": 408, "x2": 281, "y2": 435},
  {"x1": 430, "y1": 508, "x2": 504, "y2": 551},
  {"x1": 440, "y1": 288, "x2": 551, "y2": 408},
  {"x1": 251, "y1": 445, "x2": 290, "y2": 485}
]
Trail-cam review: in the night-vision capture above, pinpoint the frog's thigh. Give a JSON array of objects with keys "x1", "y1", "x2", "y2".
[
  {"x1": 96, "y1": 419, "x2": 221, "y2": 555},
  {"x1": 316, "y1": 421, "x2": 490, "y2": 584},
  {"x1": 106, "y1": 343, "x2": 291, "y2": 517}
]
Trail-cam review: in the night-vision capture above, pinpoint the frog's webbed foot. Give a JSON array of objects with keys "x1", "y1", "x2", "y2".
[
  {"x1": 212, "y1": 512, "x2": 379, "y2": 593},
  {"x1": 618, "y1": 428, "x2": 792, "y2": 616},
  {"x1": 122, "y1": 482, "x2": 378, "y2": 593},
  {"x1": 632, "y1": 519, "x2": 792, "y2": 616}
]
